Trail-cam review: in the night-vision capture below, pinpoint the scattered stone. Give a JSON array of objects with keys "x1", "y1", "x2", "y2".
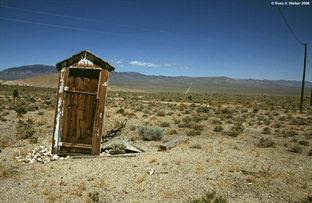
[{"x1": 15, "y1": 146, "x2": 66, "y2": 164}]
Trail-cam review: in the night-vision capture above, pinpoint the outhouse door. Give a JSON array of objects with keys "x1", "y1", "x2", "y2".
[{"x1": 57, "y1": 67, "x2": 108, "y2": 155}]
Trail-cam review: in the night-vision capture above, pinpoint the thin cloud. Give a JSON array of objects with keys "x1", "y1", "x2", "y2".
[
  {"x1": 129, "y1": 61, "x2": 161, "y2": 68},
  {"x1": 106, "y1": 58, "x2": 123, "y2": 64},
  {"x1": 129, "y1": 61, "x2": 189, "y2": 69},
  {"x1": 105, "y1": 58, "x2": 124, "y2": 68}
]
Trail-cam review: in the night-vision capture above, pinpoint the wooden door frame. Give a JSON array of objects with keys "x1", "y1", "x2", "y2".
[
  {"x1": 52, "y1": 67, "x2": 108, "y2": 155},
  {"x1": 91, "y1": 69, "x2": 109, "y2": 154},
  {"x1": 52, "y1": 67, "x2": 69, "y2": 154}
]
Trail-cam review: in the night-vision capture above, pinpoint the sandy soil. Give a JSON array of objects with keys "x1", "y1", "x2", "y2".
[{"x1": 0, "y1": 94, "x2": 312, "y2": 203}]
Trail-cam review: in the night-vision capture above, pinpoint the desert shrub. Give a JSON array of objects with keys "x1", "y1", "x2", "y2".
[
  {"x1": 233, "y1": 121, "x2": 244, "y2": 134},
  {"x1": 192, "y1": 114, "x2": 208, "y2": 122},
  {"x1": 37, "y1": 111, "x2": 44, "y2": 115},
  {"x1": 221, "y1": 107, "x2": 231, "y2": 114},
  {"x1": 253, "y1": 107, "x2": 259, "y2": 113},
  {"x1": 109, "y1": 143, "x2": 126, "y2": 154},
  {"x1": 289, "y1": 145, "x2": 302, "y2": 153},
  {"x1": 282, "y1": 130, "x2": 297, "y2": 137},
  {"x1": 298, "y1": 140, "x2": 309, "y2": 146},
  {"x1": 212, "y1": 119, "x2": 222, "y2": 125},
  {"x1": 28, "y1": 97, "x2": 36, "y2": 103},
  {"x1": 130, "y1": 125, "x2": 136, "y2": 131},
  {"x1": 189, "y1": 190, "x2": 227, "y2": 203},
  {"x1": 263, "y1": 119, "x2": 271, "y2": 125},
  {"x1": 272, "y1": 122, "x2": 282, "y2": 128},
  {"x1": 26, "y1": 105, "x2": 36, "y2": 111},
  {"x1": 16, "y1": 119, "x2": 36, "y2": 139},
  {"x1": 156, "y1": 111, "x2": 166, "y2": 117},
  {"x1": 258, "y1": 137, "x2": 275, "y2": 148},
  {"x1": 12, "y1": 89, "x2": 18, "y2": 100},
  {"x1": 30, "y1": 137, "x2": 38, "y2": 144},
  {"x1": 167, "y1": 129, "x2": 178, "y2": 135},
  {"x1": 241, "y1": 109, "x2": 248, "y2": 113},
  {"x1": 182, "y1": 116, "x2": 192, "y2": 123},
  {"x1": 15, "y1": 106, "x2": 27, "y2": 117},
  {"x1": 305, "y1": 131, "x2": 312, "y2": 139},
  {"x1": 262, "y1": 127, "x2": 271, "y2": 134},
  {"x1": 116, "y1": 108, "x2": 124, "y2": 114},
  {"x1": 137, "y1": 125, "x2": 164, "y2": 141},
  {"x1": 160, "y1": 121, "x2": 170, "y2": 127},
  {"x1": 187, "y1": 130, "x2": 201, "y2": 136},
  {"x1": 88, "y1": 192, "x2": 99, "y2": 202},
  {"x1": 196, "y1": 106, "x2": 209, "y2": 113},
  {"x1": 290, "y1": 118, "x2": 308, "y2": 126},
  {"x1": 44, "y1": 100, "x2": 52, "y2": 106},
  {"x1": 186, "y1": 121, "x2": 196, "y2": 129},
  {"x1": 226, "y1": 129, "x2": 239, "y2": 137},
  {"x1": 214, "y1": 125, "x2": 223, "y2": 132},
  {"x1": 194, "y1": 124, "x2": 204, "y2": 131}
]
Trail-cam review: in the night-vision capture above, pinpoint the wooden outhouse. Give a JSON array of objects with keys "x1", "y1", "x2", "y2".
[{"x1": 52, "y1": 50, "x2": 115, "y2": 155}]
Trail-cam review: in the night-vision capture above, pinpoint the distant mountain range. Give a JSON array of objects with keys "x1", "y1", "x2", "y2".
[
  {"x1": 0, "y1": 65, "x2": 57, "y2": 80},
  {"x1": 0, "y1": 64, "x2": 311, "y2": 95}
]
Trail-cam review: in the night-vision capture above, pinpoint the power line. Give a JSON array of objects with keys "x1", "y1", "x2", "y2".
[
  {"x1": 0, "y1": 17, "x2": 172, "y2": 43},
  {"x1": 308, "y1": 53, "x2": 312, "y2": 68},
  {"x1": 277, "y1": 5, "x2": 305, "y2": 45},
  {"x1": 0, "y1": 5, "x2": 199, "y2": 40},
  {"x1": 110, "y1": 72, "x2": 124, "y2": 92}
]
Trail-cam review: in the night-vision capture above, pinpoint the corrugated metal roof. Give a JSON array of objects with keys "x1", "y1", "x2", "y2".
[{"x1": 102, "y1": 136, "x2": 143, "y2": 153}]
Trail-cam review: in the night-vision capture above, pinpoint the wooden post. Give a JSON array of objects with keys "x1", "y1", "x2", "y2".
[
  {"x1": 52, "y1": 67, "x2": 69, "y2": 154},
  {"x1": 91, "y1": 69, "x2": 109, "y2": 154}
]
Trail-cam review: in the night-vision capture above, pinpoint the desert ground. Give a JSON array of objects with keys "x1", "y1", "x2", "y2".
[{"x1": 0, "y1": 85, "x2": 312, "y2": 203}]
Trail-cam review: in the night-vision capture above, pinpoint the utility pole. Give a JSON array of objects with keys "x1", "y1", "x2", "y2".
[
  {"x1": 310, "y1": 80, "x2": 312, "y2": 106},
  {"x1": 300, "y1": 43, "x2": 307, "y2": 113}
]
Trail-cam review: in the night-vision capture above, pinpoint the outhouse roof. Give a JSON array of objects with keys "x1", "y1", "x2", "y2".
[{"x1": 56, "y1": 50, "x2": 115, "y2": 72}]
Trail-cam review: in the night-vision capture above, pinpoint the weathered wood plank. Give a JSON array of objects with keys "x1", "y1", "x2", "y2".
[
  {"x1": 83, "y1": 78, "x2": 90, "y2": 90},
  {"x1": 159, "y1": 138, "x2": 182, "y2": 150},
  {"x1": 60, "y1": 142, "x2": 92, "y2": 149},
  {"x1": 67, "y1": 76, "x2": 74, "y2": 88},
  {"x1": 52, "y1": 67, "x2": 69, "y2": 154},
  {"x1": 90, "y1": 79, "x2": 98, "y2": 91},
  {"x1": 91, "y1": 69, "x2": 108, "y2": 154},
  {"x1": 71, "y1": 154, "x2": 137, "y2": 159},
  {"x1": 70, "y1": 93, "x2": 78, "y2": 142},
  {"x1": 76, "y1": 93, "x2": 85, "y2": 143},
  {"x1": 75, "y1": 76, "x2": 83, "y2": 89},
  {"x1": 66, "y1": 89, "x2": 97, "y2": 95}
]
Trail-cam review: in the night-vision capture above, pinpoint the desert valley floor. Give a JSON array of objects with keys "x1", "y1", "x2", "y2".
[{"x1": 0, "y1": 85, "x2": 312, "y2": 203}]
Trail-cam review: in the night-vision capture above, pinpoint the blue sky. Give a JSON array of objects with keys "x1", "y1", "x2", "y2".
[{"x1": 0, "y1": 0, "x2": 311, "y2": 80}]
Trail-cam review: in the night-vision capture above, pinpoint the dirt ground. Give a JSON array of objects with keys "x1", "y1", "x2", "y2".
[{"x1": 0, "y1": 88, "x2": 312, "y2": 203}]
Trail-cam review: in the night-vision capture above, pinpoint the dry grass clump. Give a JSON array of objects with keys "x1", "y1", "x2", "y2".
[
  {"x1": 258, "y1": 137, "x2": 275, "y2": 148},
  {"x1": 149, "y1": 157, "x2": 158, "y2": 163},
  {"x1": 190, "y1": 143, "x2": 202, "y2": 149},
  {"x1": 0, "y1": 165, "x2": 18, "y2": 179},
  {"x1": 189, "y1": 190, "x2": 228, "y2": 203},
  {"x1": 94, "y1": 176, "x2": 105, "y2": 188},
  {"x1": 136, "y1": 175, "x2": 146, "y2": 184}
]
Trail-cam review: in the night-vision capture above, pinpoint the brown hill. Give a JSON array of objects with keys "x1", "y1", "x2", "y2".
[{"x1": 14, "y1": 74, "x2": 59, "y2": 88}]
